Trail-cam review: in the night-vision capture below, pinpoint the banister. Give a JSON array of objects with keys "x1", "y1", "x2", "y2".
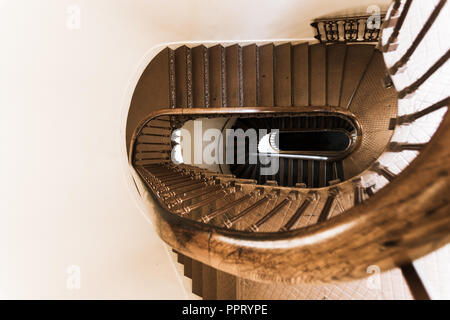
[
  {"x1": 128, "y1": 106, "x2": 363, "y2": 164},
  {"x1": 132, "y1": 106, "x2": 449, "y2": 283}
]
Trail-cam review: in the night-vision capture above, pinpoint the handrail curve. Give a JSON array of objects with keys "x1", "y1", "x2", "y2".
[{"x1": 130, "y1": 105, "x2": 449, "y2": 283}]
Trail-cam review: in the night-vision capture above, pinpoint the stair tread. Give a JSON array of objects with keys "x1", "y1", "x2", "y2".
[
  {"x1": 242, "y1": 44, "x2": 257, "y2": 106},
  {"x1": 175, "y1": 45, "x2": 191, "y2": 108},
  {"x1": 339, "y1": 44, "x2": 375, "y2": 108},
  {"x1": 343, "y1": 50, "x2": 397, "y2": 179},
  {"x1": 309, "y1": 43, "x2": 327, "y2": 106},
  {"x1": 202, "y1": 264, "x2": 218, "y2": 300},
  {"x1": 177, "y1": 252, "x2": 184, "y2": 264},
  {"x1": 126, "y1": 47, "x2": 170, "y2": 152},
  {"x1": 225, "y1": 44, "x2": 241, "y2": 107},
  {"x1": 292, "y1": 42, "x2": 309, "y2": 106},
  {"x1": 191, "y1": 45, "x2": 208, "y2": 107},
  {"x1": 209, "y1": 45, "x2": 225, "y2": 107},
  {"x1": 274, "y1": 43, "x2": 292, "y2": 106},
  {"x1": 327, "y1": 44, "x2": 347, "y2": 107},
  {"x1": 258, "y1": 43, "x2": 274, "y2": 106},
  {"x1": 191, "y1": 260, "x2": 203, "y2": 297},
  {"x1": 216, "y1": 271, "x2": 237, "y2": 300},
  {"x1": 184, "y1": 256, "x2": 193, "y2": 278}
]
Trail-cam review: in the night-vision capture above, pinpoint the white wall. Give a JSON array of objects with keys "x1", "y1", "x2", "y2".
[{"x1": 0, "y1": 0, "x2": 391, "y2": 299}]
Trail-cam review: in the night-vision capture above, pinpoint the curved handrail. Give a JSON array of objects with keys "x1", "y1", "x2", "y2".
[
  {"x1": 133, "y1": 107, "x2": 450, "y2": 283},
  {"x1": 129, "y1": 106, "x2": 363, "y2": 165},
  {"x1": 128, "y1": 0, "x2": 450, "y2": 281}
]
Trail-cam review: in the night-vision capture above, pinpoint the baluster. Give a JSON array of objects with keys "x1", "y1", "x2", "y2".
[
  {"x1": 390, "y1": 97, "x2": 449, "y2": 128},
  {"x1": 248, "y1": 192, "x2": 296, "y2": 232},
  {"x1": 175, "y1": 186, "x2": 235, "y2": 216},
  {"x1": 159, "y1": 180, "x2": 209, "y2": 198},
  {"x1": 201, "y1": 189, "x2": 262, "y2": 223},
  {"x1": 373, "y1": 163, "x2": 396, "y2": 182},
  {"x1": 310, "y1": 21, "x2": 322, "y2": 42},
  {"x1": 317, "y1": 187, "x2": 339, "y2": 223},
  {"x1": 279, "y1": 192, "x2": 315, "y2": 231},
  {"x1": 365, "y1": 184, "x2": 376, "y2": 197},
  {"x1": 157, "y1": 178, "x2": 205, "y2": 193},
  {"x1": 167, "y1": 184, "x2": 223, "y2": 209},
  {"x1": 223, "y1": 192, "x2": 276, "y2": 228},
  {"x1": 352, "y1": 178, "x2": 365, "y2": 205},
  {"x1": 337, "y1": 20, "x2": 345, "y2": 41},
  {"x1": 400, "y1": 263, "x2": 431, "y2": 300},
  {"x1": 388, "y1": 142, "x2": 426, "y2": 152},
  {"x1": 152, "y1": 175, "x2": 195, "y2": 188},
  {"x1": 151, "y1": 171, "x2": 183, "y2": 179}
]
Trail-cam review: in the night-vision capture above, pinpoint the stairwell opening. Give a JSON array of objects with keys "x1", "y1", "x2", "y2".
[{"x1": 276, "y1": 130, "x2": 351, "y2": 152}]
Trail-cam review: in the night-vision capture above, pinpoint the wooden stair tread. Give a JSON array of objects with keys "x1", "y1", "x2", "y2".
[
  {"x1": 183, "y1": 256, "x2": 193, "y2": 278},
  {"x1": 202, "y1": 264, "x2": 218, "y2": 300},
  {"x1": 126, "y1": 47, "x2": 170, "y2": 152},
  {"x1": 309, "y1": 43, "x2": 327, "y2": 106},
  {"x1": 191, "y1": 260, "x2": 203, "y2": 297},
  {"x1": 175, "y1": 45, "x2": 190, "y2": 108},
  {"x1": 339, "y1": 44, "x2": 375, "y2": 108},
  {"x1": 242, "y1": 44, "x2": 258, "y2": 106},
  {"x1": 225, "y1": 44, "x2": 241, "y2": 107},
  {"x1": 216, "y1": 271, "x2": 237, "y2": 300},
  {"x1": 258, "y1": 43, "x2": 274, "y2": 106},
  {"x1": 343, "y1": 50, "x2": 397, "y2": 180},
  {"x1": 209, "y1": 45, "x2": 225, "y2": 107},
  {"x1": 327, "y1": 44, "x2": 347, "y2": 107},
  {"x1": 274, "y1": 43, "x2": 292, "y2": 106},
  {"x1": 191, "y1": 45, "x2": 208, "y2": 107},
  {"x1": 292, "y1": 42, "x2": 309, "y2": 106}
]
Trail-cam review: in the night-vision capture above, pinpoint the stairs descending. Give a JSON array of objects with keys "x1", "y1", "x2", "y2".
[
  {"x1": 174, "y1": 250, "x2": 237, "y2": 300},
  {"x1": 167, "y1": 42, "x2": 378, "y2": 110},
  {"x1": 132, "y1": 40, "x2": 398, "y2": 299},
  {"x1": 153, "y1": 41, "x2": 395, "y2": 188},
  {"x1": 229, "y1": 115, "x2": 355, "y2": 187},
  {"x1": 127, "y1": 42, "x2": 396, "y2": 186}
]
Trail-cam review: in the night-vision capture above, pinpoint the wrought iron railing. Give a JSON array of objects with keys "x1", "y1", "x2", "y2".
[{"x1": 311, "y1": 14, "x2": 386, "y2": 43}]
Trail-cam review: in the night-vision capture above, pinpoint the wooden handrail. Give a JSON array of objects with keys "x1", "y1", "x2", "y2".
[
  {"x1": 132, "y1": 106, "x2": 449, "y2": 283},
  {"x1": 127, "y1": 0, "x2": 450, "y2": 284},
  {"x1": 128, "y1": 106, "x2": 363, "y2": 164}
]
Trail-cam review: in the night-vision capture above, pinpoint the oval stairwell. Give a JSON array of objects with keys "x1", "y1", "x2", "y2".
[{"x1": 127, "y1": 0, "x2": 449, "y2": 299}]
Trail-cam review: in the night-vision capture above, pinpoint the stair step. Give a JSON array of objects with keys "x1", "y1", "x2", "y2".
[
  {"x1": 191, "y1": 260, "x2": 203, "y2": 297},
  {"x1": 292, "y1": 42, "x2": 309, "y2": 106},
  {"x1": 274, "y1": 43, "x2": 292, "y2": 106},
  {"x1": 343, "y1": 50, "x2": 397, "y2": 180},
  {"x1": 319, "y1": 161, "x2": 327, "y2": 187},
  {"x1": 327, "y1": 44, "x2": 347, "y2": 107},
  {"x1": 339, "y1": 44, "x2": 375, "y2": 108},
  {"x1": 209, "y1": 45, "x2": 225, "y2": 107},
  {"x1": 225, "y1": 44, "x2": 241, "y2": 107},
  {"x1": 307, "y1": 160, "x2": 314, "y2": 187},
  {"x1": 175, "y1": 46, "x2": 192, "y2": 108},
  {"x1": 126, "y1": 47, "x2": 170, "y2": 150},
  {"x1": 242, "y1": 44, "x2": 258, "y2": 106},
  {"x1": 202, "y1": 265, "x2": 218, "y2": 300},
  {"x1": 287, "y1": 159, "x2": 294, "y2": 187},
  {"x1": 191, "y1": 45, "x2": 208, "y2": 107},
  {"x1": 258, "y1": 43, "x2": 274, "y2": 106},
  {"x1": 279, "y1": 158, "x2": 286, "y2": 186},
  {"x1": 216, "y1": 271, "x2": 237, "y2": 300},
  {"x1": 309, "y1": 43, "x2": 327, "y2": 106},
  {"x1": 184, "y1": 256, "x2": 193, "y2": 278}
]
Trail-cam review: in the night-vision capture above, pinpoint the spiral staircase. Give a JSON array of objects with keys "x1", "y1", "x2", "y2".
[{"x1": 126, "y1": 0, "x2": 449, "y2": 300}]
